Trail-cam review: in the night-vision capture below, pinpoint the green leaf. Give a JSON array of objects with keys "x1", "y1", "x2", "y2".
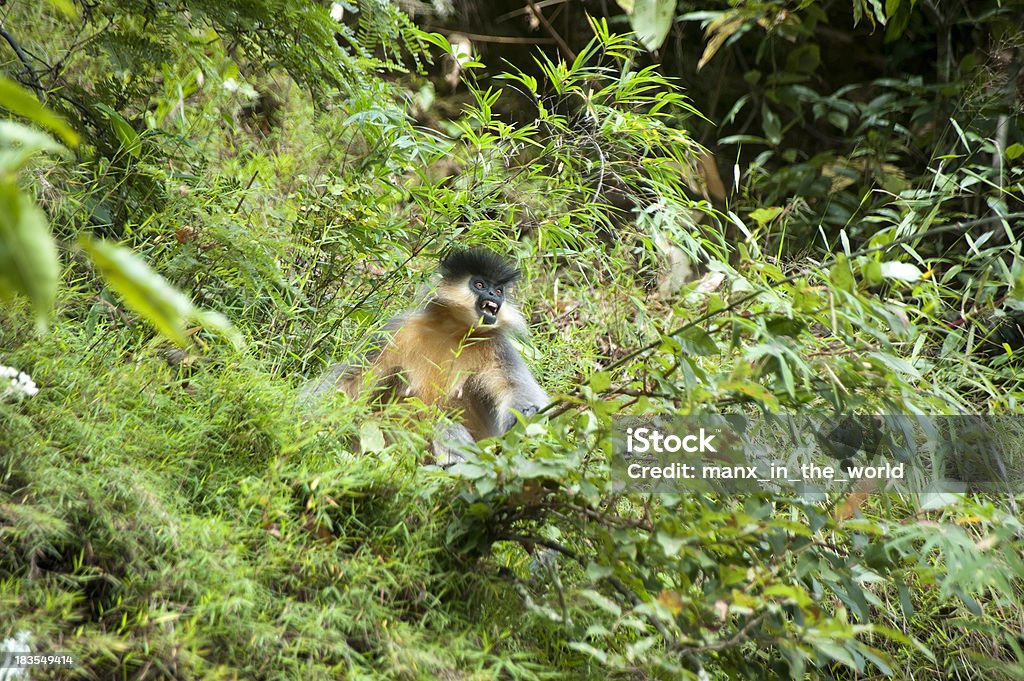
[
  {"x1": 359, "y1": 421, "x2": 386, "y2": 452},
  {"x1": 677, "y1": 326, "x2": 719, "y2": 355},
  {"x1": 516, "y1": 458, "x2": 565, "y2": 479},
  {"x1": 766, "y1": 316, "x2": 804, "y2": 338},
  {"x1": 1011, "y1": 258, "x2": 1024, "y2": 302},
  {"x1": 776, "y1": 350, "x2": 795, "y2": 396},
  {"x1": 81, "y1": 237, "x2": 191, "y2": 345},
  {"x1": 45, "y1": 0, "x2": 78, "y2": 16},
  {"x1": 862, "y1": 260, "x2": 883, "y2": 286},
  {"x1": 80, "y1": 237, "x2": 241, "y2": 348},
  {"x1": 0, "y1": 181, "x2": 60, "y2": 331},
  {"x1": 749, "y1": 206, "x2": 783, "y2": 226},
  {"x1": 866, "y1": 351, "x2": 920, "y2": 378},
  {"x1": 655, "y1": 530, "x2": 686, "y2": 557},
  {"x1": 579, "y1": 589, "x2": 622, "y2": 616},
  {"x1": 0, "y1": 76, "x2": 79, "y2": 146},
  {"x1": 762, "y1": 107, "x2": 782, "y2": 146},
  {"x1": 827, "y1": 111, "x2": 849, "y2": 132},
  {"x1": 1006, "y1": 143, "x2": 1024, "y2": 160},
  {"x1": 589, "y1": 370, "x2": 612, "y2": 391},
  {"x1": 786, "y1": 44, "x2": 820, "y2": 73},
  {"x1": 566, "y1": 641, "x2": 608, "y2": 664},
  {"x1": 0, "y1": 120, "x2": 67, "y2": 173},
  {"x1": 630, "y1": 0, "x2": 676, "y2": 52},
  {"x1": 918, "y1": 491, "x2": 962, "y2": 510},
  {"x1": 829, "y1": 254, "x2": 856, "y2": 293},
  {"x1": 815, "y1": 640, "x2": 858, "y2": 669},
  {"x1": 192, "y1": 308, "x2": 244, "y2": 348},
  {"x1": 720, "y1": 380, "x2": 780, "y2": 411},
  {"x1": 858, "y1": 645, "x2": 894, "y2": 676},
  {"x1": 763, "y1": 584, "x2": 812, "y2": 607},
  {"x1": 896, "y1": 581, "x2": 914, "y2": 618},
  {"x1": 94, "y1": 103, "x2": 141, "y2": 158}
]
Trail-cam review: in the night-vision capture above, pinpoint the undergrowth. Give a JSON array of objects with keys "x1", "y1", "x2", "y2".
[
  {"x1": 1, "y1": 298, "x2": 588, "y2": 680},
  {"x1": 2, "y1": 1, "x2": 1024, "y2": 679}
]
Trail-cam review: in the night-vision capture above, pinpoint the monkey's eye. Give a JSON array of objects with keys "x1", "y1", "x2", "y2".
[
  {"x1": 495, "y1": 288, "x2": 502, "y2": 296},
  {"x1": 474, "y1": 281, "x2": 485, "y2": 290}
]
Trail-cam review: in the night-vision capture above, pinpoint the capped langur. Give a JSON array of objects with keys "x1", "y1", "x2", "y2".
[{"x1": 305, "y1": 248, "x2": 548, "y2": 459}]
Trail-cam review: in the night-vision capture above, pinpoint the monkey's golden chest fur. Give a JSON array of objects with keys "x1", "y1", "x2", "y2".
[{"x1": 349, "y1": 306, "x2": 513, "y2": 440}]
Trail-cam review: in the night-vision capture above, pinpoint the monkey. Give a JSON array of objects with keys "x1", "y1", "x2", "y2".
[{"x1": 304, "y1": 248, "x2": 548, "y2": 461}]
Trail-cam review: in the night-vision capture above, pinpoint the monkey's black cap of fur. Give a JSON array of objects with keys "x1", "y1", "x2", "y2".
[{"x1": 440, "y1": 248, "x2": 521, "y2": 285}]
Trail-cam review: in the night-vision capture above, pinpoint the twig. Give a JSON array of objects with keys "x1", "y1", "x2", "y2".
[
  {"x1": 233, "y1": 170, "x2": 260, "y2": 214},
  {"x1": 0, "y1": 25, "x2": 43, "y2": 96},
  {"x1": 424, "y1": 27, "x2": 557, "y2": 45},
  {"x1": 692, "y1": 613, "x2": 766, "y2": 653},
  {"x1": 501, "y1": 533, "x2": 679, "y2": 646},
  {"x1": 524, "y1": 0, "x2": 576, "y2": 61},
  {"x1": 495, "y1": 0, "x2": 572, "y2": 23}
]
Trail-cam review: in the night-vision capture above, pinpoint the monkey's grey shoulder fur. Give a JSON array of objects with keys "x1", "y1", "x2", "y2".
[{"x1": 298, "y1": 314, "x2": 407, "y2": 401}]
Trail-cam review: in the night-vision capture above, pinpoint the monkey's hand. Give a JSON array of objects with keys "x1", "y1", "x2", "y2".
[{"x1": 518, "y1": 405, "x2": 540, "y2": 418}]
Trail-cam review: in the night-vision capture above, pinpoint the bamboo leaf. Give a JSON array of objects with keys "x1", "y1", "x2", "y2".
[
  {"x1": 0, "y1": 76, "x2": 79, "y2": 146},
  {"x1": 80, "y1": 237, "x2": 242, "y2": 348},
  {"x1": 0, "y1": 181, "x2": 60, "y2": 331}
]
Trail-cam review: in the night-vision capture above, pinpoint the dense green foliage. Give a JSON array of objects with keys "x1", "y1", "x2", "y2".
[{"x1": 2, "y1": 0, "x2": 1024, "y2": 679}]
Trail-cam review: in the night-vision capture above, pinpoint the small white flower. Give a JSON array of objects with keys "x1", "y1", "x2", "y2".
[
  {"x1": 17, "y1": 373, "x2": 38, "y2": 396},
  {"x1": 0, "y1": 365, "x2": 38, "y2": 401},
  {"x1": 0, "y1": 629, "x2": 33, "y2": 680},
  {"x1": 222, "y1": 77, "x2": 239, "y2": 93}
]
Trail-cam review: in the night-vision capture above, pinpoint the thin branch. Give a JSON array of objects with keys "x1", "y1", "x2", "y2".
[
  {"x1": 602, "y1": 211, "x2": 1024, "y2": 374},
  {"x1": 424, "y1": 27, "x2": 557, "y2": 45},
  {"x1": 501, "y1": 533, "x2": 679, "y2": 647},
  {"x1": 0, "y1": 25, "x2": 43, "y2": 96},
  {"x1": 495, "y1": 0, "x2": 572, "y2": 23},
  {"x1": 691, "y1": 613, "x2": 766, "y2": 653},
  {"x1": 233, "y1": 170, "x2": 261, "y2": 214},
  {"x1": 523, "y1": 0, "x2": 576, "y2": 61}
]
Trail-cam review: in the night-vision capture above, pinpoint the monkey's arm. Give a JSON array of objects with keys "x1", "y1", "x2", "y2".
[
  {"x1": 299, "y1": 361, "x2": 358, "y2": 400},
  {"x1": 494, "y1": 338, "x2": 549, "y2": 432},
  {"x1": 431, "y1": 421, "x2": 475, "y2": 466}
]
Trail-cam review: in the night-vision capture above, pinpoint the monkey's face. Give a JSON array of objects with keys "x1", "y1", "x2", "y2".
[{"x1": 468, "y1": 275, "x2": 506, "y2": 325}]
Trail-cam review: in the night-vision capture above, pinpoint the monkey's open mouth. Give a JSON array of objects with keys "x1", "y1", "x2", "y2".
[{"x1": 478, "y1": 300, "x2": 500, "y2": 324}]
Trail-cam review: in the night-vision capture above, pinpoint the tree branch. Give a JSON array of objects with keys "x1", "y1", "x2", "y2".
[
  {"x1": 603, "y1": 211, "x2": 1024, "y2": 374},
  {"x1": 0, "y1": 25, "x2": 43, "y2": 97},
  {"x1": 524, "y1": 0, "x2": 576, "y2": 61}
]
